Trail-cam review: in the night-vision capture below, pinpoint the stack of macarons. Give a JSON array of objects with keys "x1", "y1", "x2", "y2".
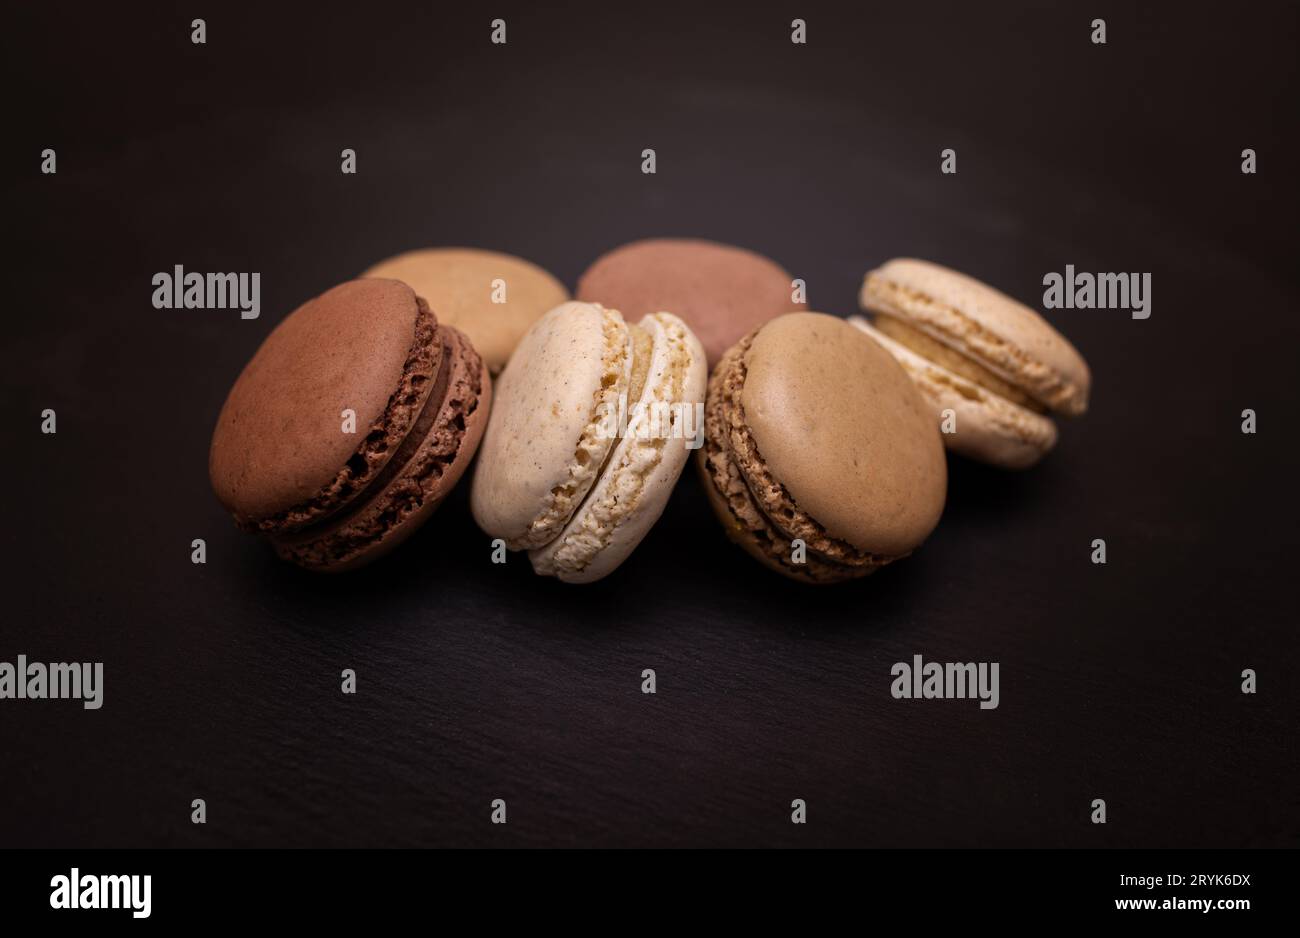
[{"x1": 209, "y1": 240, "x2": 1090, "y2": 584}]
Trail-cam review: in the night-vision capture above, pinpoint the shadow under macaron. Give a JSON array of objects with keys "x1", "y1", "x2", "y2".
[{"x1": 941, "y1": 450, "x2": 1063, "y2": 527}]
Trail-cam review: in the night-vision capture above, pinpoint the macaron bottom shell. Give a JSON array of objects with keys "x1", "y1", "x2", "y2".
[{"x1": 695, "y1": 448, "x2": 876, "y2": 584}]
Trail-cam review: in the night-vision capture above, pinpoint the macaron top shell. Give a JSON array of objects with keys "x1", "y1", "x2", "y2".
[
  {"x1": 742, "y1": 313, "x2": 947, "y2": 557},
  {"x1": 576, "y1": 238, "x2": 805, "y2": 366},
  {"x1": 209, "y1": 279, "x2": 438, "y2": 529},
  {"x1": 362, "y1": 248, "x2": 568, "y2": 373},
  {"x1": 470, "y1": 301, "x2": 632, "y2": 549},
  {"x1": 861, "y1": 258, "x2": 1091, "y2": 416}
]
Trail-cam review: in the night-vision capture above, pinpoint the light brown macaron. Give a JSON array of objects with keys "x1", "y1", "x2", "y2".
[
  {"x1": 362, "y1": 248, "x2": 568, "y2": 373},
  {"x1": 859, "y1": 259, "x2": 1091, "y2": 468},
  {"x1": 576, "y1": 238, "x2": 805, "y2": 368},
  {"x1": 698, "y1": 312, "x2": 947, "y2": 584}
]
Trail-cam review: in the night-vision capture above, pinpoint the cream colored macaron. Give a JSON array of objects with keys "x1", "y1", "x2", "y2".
[
  {"x1": 471, "y1": 301, "x2": 707, "y2": 582},
  {"x1": 471, "y1": 301, "x2": 631, "y2": 549},
  {"x1": 530, "y1": 312, "x2": 707, "y2": 582},
  {"x1": 858, "y1": 258, "x2": 1091, "y2": 468},
  {"x1": 362, "y1": 248, "x2": 568, "y2": 373},
  {"x1": 848, "y1": 316, "x2": 1056, "y2": 469}
]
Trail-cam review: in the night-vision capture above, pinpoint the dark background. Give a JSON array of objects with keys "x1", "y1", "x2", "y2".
[{"x1": 2, "y1": 0, "x2": 1296, "y2": 847}]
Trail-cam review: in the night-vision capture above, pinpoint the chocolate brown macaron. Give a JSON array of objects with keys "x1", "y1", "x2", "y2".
[
  {"x1": 209, "y1": 279, "x2": 491, "y2": 571},
  {"x1": 698, "y1": 313, "x2": 947, "y2": 584}
]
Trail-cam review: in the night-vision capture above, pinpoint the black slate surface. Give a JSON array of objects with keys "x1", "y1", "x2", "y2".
[{"x1": 2, "y1": 0, "x2": 1297, "y2": 847}]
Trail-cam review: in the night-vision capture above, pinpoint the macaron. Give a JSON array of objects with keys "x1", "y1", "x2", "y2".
[
  {"x1": 362, "y1": 248, "x2": 568, "y2": 373},
  {"x1": 856, "y1": 258, "x2": 1091, "y2": 468},
  {"x1": 575, "y1": 238, "x2": 805, "y2": 367},
  {"x1": 698, "y1": 312, "x2": 947, "y2": 584},
  {"x1": 471, "y1": 301, "x2": 707, "y2": 583},
  {"x1": 209, "y1": 279, "x2": 491, "y2": 571}
]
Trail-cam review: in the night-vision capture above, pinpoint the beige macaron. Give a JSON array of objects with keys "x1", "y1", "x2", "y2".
[
  {"x1": 848, "y1": 316, "x2": 1057, "y2": 469},
  {"x1": 858, "y1": 258, "x2": 1091, "y2": 468},
  {"x1": 698, "y1": 312, "x2": 947, "y2": 584},
  {"x1": 530, "y1": 312, "x2": 707, "y2": 582},
  {"x1": 362, "y1": 248, "x2": 568, "y2": 373},
  {"x1": 471, "y1": 301, "x2": 707, "y2": 582}
]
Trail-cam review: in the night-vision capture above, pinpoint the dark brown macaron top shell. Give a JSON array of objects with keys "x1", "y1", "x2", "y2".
[
  {"x1": 209, "y1": 278, "x2": 490, "y2": 571},
  {"x1": 575, "y1": 238, "x2": 806, "y2": 367}
]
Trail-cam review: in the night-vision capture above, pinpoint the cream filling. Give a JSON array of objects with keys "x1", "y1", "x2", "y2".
[{"x1": 873, "y1": 315, "x2": 1045, "y2": 412}]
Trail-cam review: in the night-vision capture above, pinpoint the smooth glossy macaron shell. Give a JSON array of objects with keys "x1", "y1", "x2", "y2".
[
  {"x1": 576, "y1": 238, "x2": 805, "y2": 367},
  {"x1": 363, "y1": 247, "x2": 569, "y2": 373},
  {"x1": 209, "y1": 279, "x2": 440, "y2": 534}
]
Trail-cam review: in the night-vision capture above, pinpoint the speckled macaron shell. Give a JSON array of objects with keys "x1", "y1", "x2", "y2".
[
  {"x1": 742, "y1": 313, "x2": 947, "y2": 559},
  {"x1": 575, "y1": 238, "x2": 805, "y2": 367},
  {"x1": 848, "y1": 316, "x2": 1058, "y2": 469},
  {"x1": 470, "y1": 301, "x2": 633, "y2": 549},
  {"x1": 362, "y1": 248, "x2": 569, "y2": 373},
  {"x1": 529, "y1": 312, "x2": 707, "y2": 583},
  {"x1": 860, "y1": 258, "x2": 1091, "y2": 416},
  {"x1": 209, "y1": 279, "x2": 440, "y2": 533}
]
